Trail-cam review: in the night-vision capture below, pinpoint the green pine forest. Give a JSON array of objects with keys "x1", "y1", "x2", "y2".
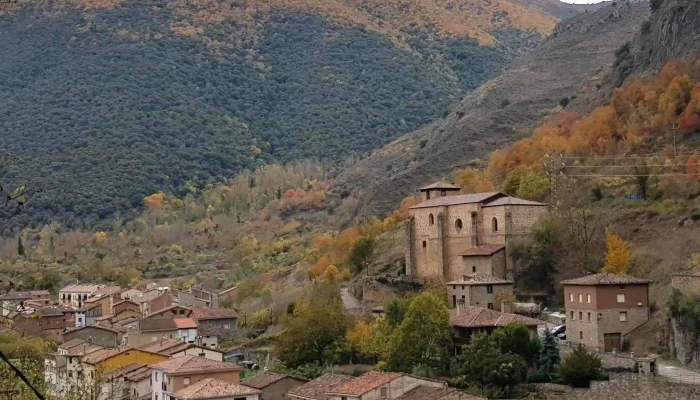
[{"x1": 0, "y1": 0, "x2": 541, "y2": 233}]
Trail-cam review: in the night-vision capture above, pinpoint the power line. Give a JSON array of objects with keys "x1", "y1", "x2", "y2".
[
  {"x1": 562, "y1": 173, "x2": 700, "y2": 177},
  {"x1": 560, "y1": 164, "x2": 698, "y2": 168},
  {"x1": 557, "y1": 153, "x2": 700, "y2": 160}
]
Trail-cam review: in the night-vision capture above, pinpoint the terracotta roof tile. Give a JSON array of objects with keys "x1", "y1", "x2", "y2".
[
  {"x1": 191, "y1": 307, "x2": 239, "y2": 321},
  {"x1": 396, "y1": 386, "x2": 449, "y2": 400},
  {"x1": 59, "y1": 339, "x2": 87, "y2": 349},
  {"x1": 244, "y1": 372, "x2": 296, "y2": 389},
  {"x1": 139, "y1": 318, "x2": 177, "y2": 332},
  {"x1": 560, "y1": 273, "x2": 651, "y2": 286},
  {"x1": 410, "y1": 193, "x2": 504, "y2": 209},
  {"x1": 174, "y1": 318, "x2": 198, "y2": 329},
  {"x1": 125, "y1": 366, "x2": 154, "y2": 382},
  {"x1": 482, "y1": 197, "x2": 547, "y2": 207},
  {"x1": 288, "y1": 374, "x2": 354, "y2": 400},
  {"x1": 82, "y1": 348, "x2": 124, "y2": 364},
  {"x1": 459, "y1": 245, "x2": 505, "y2": 257},
  {"x1": 173, "y1": 378, "x2": 261, "y2": 399},
  {"x1": 66, "y1": 344, "x2": 104, "y2": 356},
  {"x1": 446, "y1": 273, "x2": 513, "y2": 285},
  {"x1": 328, "y1": 372, "x2": 403, "y2": 396},
  {"x1": 151, "y1": 355, "x2": 239, "y2": 375},
  {"x1": 450, "y1": 307, "x2": 543, "y2": 329},
  {"x1": 35, "y1": 307, "x2": 65, "y2": 317},
  {"x1": 419, "y1": 182, "x2": 461, "y2": 190}
]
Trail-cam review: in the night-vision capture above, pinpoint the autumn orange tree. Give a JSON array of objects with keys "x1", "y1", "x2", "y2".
[{"x1": 602, "y1": 228, "x2": 632, "y2": 275}]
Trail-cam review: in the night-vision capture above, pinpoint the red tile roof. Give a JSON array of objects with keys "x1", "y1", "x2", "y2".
[
  {"x1": 396, "y1": 386, "x2": 449, "y2": 400},
  {"x1": 450, "y1": 307, "x2": 543, "y2": 329},
  {"x1": 481, "y1": 197, "x2": 546, "y2": 207},
  {"x1": 328, "y1": 372, "x2": 403, "y2": 396},
  {"x1": 288, "y1": 374, "x2": 354, "y2": 400},
  {"x1": 446, "y1": 273, "x2": 513, "y2": 285},
  {"x1": 191, "y1": 307, "x2": 239, "y2": 321},
  {"x1": 81, "y1": 348, "x2": 125, "y2": 365},
  {"x1": 419, "y1": 182, "x2": 461, "y2": 191},
  {"x1": 459, "y1": 244, "x2": 505, "y2": 257},
  {"x1": 173, "y1": 378, "x2": 261, "y2": 399},
  {"x1": 244, "y1": 371, "x2": 298, "y2": 389},
  {"x1": 174, "y1": 318, "x2": 198, "y2": 329},
  {"x1": 150, "y1": 355, "x2": 240, "y2": 375},
  {"x1": 560, "y1": 273, "x2": 651, "y2": 286},
  {"x1": 410, "y1": 193, "x2": 504, "y2": 209}
]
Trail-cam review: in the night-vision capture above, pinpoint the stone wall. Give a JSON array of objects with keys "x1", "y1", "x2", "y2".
[
  {"x1": 671, "y1": 275, "x2": 700, "y2": 295},
  {"x1": 567, "y1": 307, "x2": 649, "y2": 350}
]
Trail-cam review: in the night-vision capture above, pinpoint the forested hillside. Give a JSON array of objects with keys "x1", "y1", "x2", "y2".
[{"x1": 0, "y1": 0, "x2": 586, "y2": 233}]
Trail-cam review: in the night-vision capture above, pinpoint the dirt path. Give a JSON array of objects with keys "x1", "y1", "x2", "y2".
[
  {"x1": 657, "y1": 360, "x2": 700, "y2": 384},
  {"x1": 340, "y1": 287, "x2": 361, "y2": 311}
]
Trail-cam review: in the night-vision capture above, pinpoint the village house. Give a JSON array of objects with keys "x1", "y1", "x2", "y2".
[
  {"x1": 53, "y1": 340, "x2": 105, "y2": 394},
  {"x1": 287, "y1": 374, "x2": 354, "y2": 400},
  {"x1": 128, "y1": 318, "x2": 198, "y2": 347},
  {"x1": 671, "y1": 266, "x2": 700, "y2": 295},
  {"x1": 138, "y1": 338, "x2": 224, "y2": 361},
  {"x1": 60, "y1": 283, "x2": 110, "y2": 309},
  {"x1": 405, "y1": 183, "x2": 547, "y2": 281},
  {"x1": 14, "y1": 306, "x2": 72, "y2": 340},
  {"x1": 446, "y1": 273, "x2": 513, "y2": 310},
  {"x1": 243, "y1": 372, "x2": 307, "y2": 400},
  {"x1": 1, "y1": 290, "x2": 51, "y2": 316},
  {"x1": 561, "y1": 273, "x2": 651, "y2": 352},
  {"x1": 177, "y1": 287, "x2": 220, "y2": 309},
  {"x1": 81, "y1": 347, "x2": 169, "y2": 392},
  {"x1": 150, "y1": 355, "x2": 241, "y2": 400},
  {"x1": 325, "y1": 372, "x2": 447, "y2": 400},
  {"x1": 145, "y1": 305, "x2": 193, "y2": 320},
  {"x1": 105, "y1": 363, "x2": 153, "y2": 400},
  {"x1": 169, "y1": 378, "x2": 260, "y2": 400},
  {"x1": 63, "y1": 324, "x2": 126, "y2": 348},
  {"x1": 113, "y1": 299, "x2": 141, "y2": 315},
  {"x1": 120, "y1": 288, "x2": 143, "y2": 301},
  {"x1": 450, "y1": 305, "x2": 543, "y2": 347},
  {"x1": 190, "y1": 307, "x2": 239, "y2": 348},
  {"x1": 141, "y1": 294, "x2": 175, "y2": 317}
]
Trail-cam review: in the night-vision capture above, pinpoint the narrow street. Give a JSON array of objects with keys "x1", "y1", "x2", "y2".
[
  {"x1": 340, "y1": 287, "x2": 361, "y2": 312},
  {"x1": 657, "y1": 360, "x2": 700, "y2": 384}
]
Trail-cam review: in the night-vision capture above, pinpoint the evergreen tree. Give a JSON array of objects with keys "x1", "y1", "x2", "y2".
[
  {"x1": 538, "y1": 330, "x2": 560, "y2": 373},
  {"x1": 558, "y1": 345, "x2": 602, "y2": 388},
  {"x1": 17, "y1": 236, "x2": 25, "y2": 257}
]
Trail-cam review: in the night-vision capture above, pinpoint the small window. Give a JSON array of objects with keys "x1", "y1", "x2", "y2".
[
  {"x1": 579, "y1": 331, "x2": 583, "y2": 340},
  {"x1": 492, "y1": 217, "x2": 498, "y2": 232},
  {"x1": 452, "y1": 295, "x2": 456, "y2": 308},
  {"x1": 619, "y1": 285, "x2": 626, "y2": 290},
  {"x1": 422, "y1": 241, "x2": 427, "y2": 249},
  {"x1": 380, "y1": 387, "x2": 387, "y2": 398},
  {"x1": 620, "y1": 312, "x2": 628, "y2": 322},
  {"x1": 472, "y1": 266, "x2": 476, "y2": 272},
  {"x1": 426, "y1": 192, "x2": 431, "y2": 200},
  {"x1": 155, "y1": 372, "x2": 159, "y2": 382},
  {"x1": 487, "y1": 303, "x2": 494, "y2": 310},
  {"x1": 570, "y1": 311, "x2": 574, "y2": 320},
  {"x1": 224, "y1": 323, "x2": 230, "y2": 329},
  {"x1": 487, "y1": 285, "x2": 493, "y2": 294},
  {"x1": 587, "y1": 312, "x2": 591, "y2": 322},
  {"x1": 579, "y1": 312, "x2": 583, "y2": 321},
  {"x1": 587, "y1": 294, "x2": 591, "y2": 303},
  {"x1": 578, "y1": 294, "x2": 583, "y2": 302},
  {"x1": 184, "y1": 377, "x2": 190, "y2": 385},
  {"x1": 617, "y1": 294, "x2": 626, "y2": 303},
  {"x1": 455, "y1": 219, "x2": 463, "y2": 230},
  {"x1": 440, "y1": 190, "x2": 447, "y2": 196},
  {"x1": 569, "y1": 294, "x2": 574, "y2": 302},
  {"x1": 429, "y1": 214, "x2": 435, "y2": 225},
  {"x1": 461, "y1": 285, "x2": 465, "y2": 290}
]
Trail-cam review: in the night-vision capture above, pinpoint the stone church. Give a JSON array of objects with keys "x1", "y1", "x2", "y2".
[{"x1": 405, "y1": 182, "x2": 547, "y2": 282}]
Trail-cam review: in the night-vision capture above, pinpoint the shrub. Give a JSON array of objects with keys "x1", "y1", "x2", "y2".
[
  {"x1": 591, "y1": 187, "x2": 603, "y2": 201},
  {"x1": 650, "y1": 0, "x2": 663, "y2": 12},
  {"x1": 558, "y1": 345, "x2": 602, "y2": 388},
  {"x1": 527, "y1": 372, "x2": 563, "y2": 384},
  {"x1": 559, "y1": 97, "x2": 570, "y2": 108}
]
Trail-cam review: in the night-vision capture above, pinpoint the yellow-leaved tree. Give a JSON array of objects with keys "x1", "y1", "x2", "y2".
[{"x1": 602, "y1": 228, "x2": 631, "y2": 275}]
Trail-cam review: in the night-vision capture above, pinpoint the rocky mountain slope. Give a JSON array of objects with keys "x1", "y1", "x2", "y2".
[
  {"x1": 339, "y1": 1, "x2": 650, "y2": 215},
  {"x1": 0, "y1": 0, "x2": 587, "y2": 232}
]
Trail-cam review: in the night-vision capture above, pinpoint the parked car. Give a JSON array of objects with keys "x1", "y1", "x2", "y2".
[{"x1": 551, "y1": 324, "x2": 566, "y2": 339}]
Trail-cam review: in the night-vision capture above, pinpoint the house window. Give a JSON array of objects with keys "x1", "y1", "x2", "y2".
[
  {"x1": 579, "y1": 331, "x2": 583, "y2": 340},
  {"x1": 619, "y1": 285, "x2": 626, "y2": 290},
  {"x1": 342, "y1": 397, "x2": 347, "y2": 400},
  {"x1": 487, "y1": 285, "x2": 493, "y2": 294},
  {"x1": 578, "y1": 294, "x2": 583, "y2": 302},
  {"x1": 461, "y1": 295, "x2": 465, "y2": 304},
  {"x1": 587, "y1": 294, "x2": 591, "y2": 303},
  {"x1": 579, "y1": 312, "x2": 582, "y2": 321},
  {"x1": 184, "y1": 377, "x2": 190, "y2": 385},
  {"x1": 492, "y1": 218, "x2": 498, "y2": 232},
  {"x1": 422, "y1": 241, "x2": 427, "y2": 249},
  {"x1": 452, "y1": 295, "x2": 456, "y2": 307},
  {"x1": 429, "y1": 214, "x2": 435, "y2": 225},
  {"x1": 455, "y1": 219, "x2": 463, "y2": 230},
  {"x1": 155, "y1": 372, "x2": 158, "y2": 382},
  {"x1": 224, "y1": 323, "x2": 230, "y2": 329},
  {"x1": 472, "y1": 266, "x2": 476, "y2": 272},
  {"x1": 440, "y1": 190, "x2": 447, "y2": 196},
  {"x1": 426, "y1": 192, "x2": 431, "y2": 200},
  {"x1": 461, "y1": 285, "x2": 465, "y2": 290},
  {"x1": 620, "y1": 312, "x2": 628, "y2": 322},
  {"x1": 380, "y1": 387, "x2": 387, "y2": 398},
  {"x1": 487, "y1": 303, "x2": 493, "y2": 310},
  {"x1": 570, "y1": 311, "x2": 574, "y2": 320},
  {"x1": 587, "y1": 312, "x2": 591, "y2": 322},
  {"x1": 617, "y1": 294, "x2": 625, "y2": 303},
  {"x1": 569, "y1": 294, "x2": 573, "y2": 302}
]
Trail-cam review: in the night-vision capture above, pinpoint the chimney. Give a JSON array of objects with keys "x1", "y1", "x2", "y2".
[{"x1": 501, "y1": 300, "x2": 513, "y2": 314}]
